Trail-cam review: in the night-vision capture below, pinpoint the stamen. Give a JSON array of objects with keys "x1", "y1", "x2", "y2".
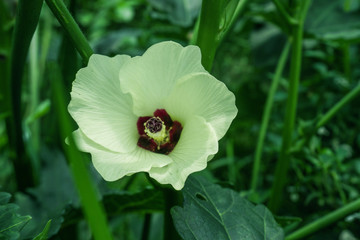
[
  {"x1": 145, "y1": 117, "x2": 163, "y2": 133},
  {"x1": 144, "y1": 117, "x2": 167, "y2": 145},
  {"x1": 137, "y1": 109, "x2": 182, "y2": 155}
]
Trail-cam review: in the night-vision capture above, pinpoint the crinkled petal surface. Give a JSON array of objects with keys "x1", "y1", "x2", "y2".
[
  {"x1": 149, "y1": 116, "x2": 218, "y2": 190},
  {"x1": 68, "y1": 54, "x2": 138, "y2": 153},
  {"x1": 119, "y1": 41, "x2": 206, "y2": 116},
  {"x1": 73, "y1": 129, "x2": 172, "y2": 181},
  {"x1": 165, "y1": 72, "x2": 237, "y2": 140}
]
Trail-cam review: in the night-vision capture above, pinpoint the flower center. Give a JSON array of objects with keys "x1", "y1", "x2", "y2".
[
  {"x1": 145, "y1": 117, "x2": 163, "y2": 133},
  {"x1": 137, "y1": 109, "x2": 182, "y2": 155},
  {"x1": 144, "y1": 117, "x2": 168, "y2": 144}
]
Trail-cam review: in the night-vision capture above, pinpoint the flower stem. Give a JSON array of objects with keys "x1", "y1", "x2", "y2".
[
  {"x1": 343, "y1": 0, "x2": 352, "y2": 11},
  {"x1": 316, "y1": 82, "x2": 360, "y2": 129},
  {"x1": 267, "y1": 0, "x2": 311, "y2": 213},
  {"x1": 0, "y1": 0, "x2": 12, "y2": 128},
  {"x1": 271, "y1": 0, "x2": 298, "y2": 25},
  {"x1": 28, "y1": 27, "x2": 41, "y2": 179},
  {"x1": 227, "y1": 139, "x2": 236, "y2": 185},
  {"x1": 285, "y1": 198, "x2": 360, "y2": 239},
  {"x1": 141, "y1": 214, "x2": 151, "y2": 240},
  {"x1": 342, "y1": 43, "x2": 351, "y2": 82},
  {"x1": 163, "y1": 188, "x2": 182, "y2": 240},
  {"x1": 50, "y1": 64, "x2": 113, "y2": 240},
  {"x1": 195, "y1": 0, "x2": 225, "y2": 71},
  {"x1": 45, "y1": 0, "x2": 93, "y2": 64},
  {"x1": 7, "y1": 0, "x2": 43, "y2": 191},
  {"x1": 250, "y1": 40, "x2": 291, "y2": 195},
  {"x1": 192, "y1": 0, "x2": 251, "y2": 49},
  {"x1": 217, "y1": 0, "x2": 251, "y2": 44}
]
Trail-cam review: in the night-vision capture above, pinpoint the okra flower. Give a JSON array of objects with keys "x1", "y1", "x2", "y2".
[{"x1": 68, "y1": 41, "x2": 237, "y2": 190}]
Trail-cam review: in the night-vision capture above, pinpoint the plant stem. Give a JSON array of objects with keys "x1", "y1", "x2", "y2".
[
  {"x1": 343, "y1": 0, "x2": 352, "y2": 12},
  {"x1": 285, "y1": 198, "x2": 360, "y2": 239},
  {"x1": 7, "y1": 0, "x2": 43, "y2": 191},
  {"x1": 189, "y1": 12, "x2": 200, "y2": 45},
  {"x1": 250, "y1": 40, "x2": 291, "y2": 194},
  {"x1": 192, "y1": 0, "x2": 251, "y2": 50},
  {"x1": 51, "y1": 63, "x2": 113, "y2": 240},
  {"x1": 217, "y1": 0, "x2": 251, "y2": 44},
  {"x1": 141, "y1": 214, "x2": 151, "y2": 240},
  {"x1": 0, "y1": 0, "x2": 12, "y2": 119},
  {"x1": 271, "y1": 0, "x2": 298, "y2": 25},
  {"x1": 267, "y1": 0, "x2": 311, "y2": 213},
  {"x1": 342, "y1": 43, "x2": 351, "y2": 82},
  {"x1": 28, "y1": 27, "x2": 41, "y2": 178},
  {"x1": 227, "y1": 139, "x2": 236, "y2": 185},
  {"x1": 316, "y1": 82, "x2": 360, "y2": 129},
  {"x1": 46, "y1": 0, "x2": 93, "y2": 64},
  {"x1": 163, "y1": 188, "x2": 182, "y2": 240},
  {"x1": 195, "y1": 0, "x2": 225, "y2": 71}
]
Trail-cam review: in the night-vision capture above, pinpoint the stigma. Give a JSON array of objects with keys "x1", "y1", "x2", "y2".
[
  {"x1": 136, "y1": 109, "x2": 183, "y2": 155},
  {"x1": 144, "y1": 117, "x2": 168, "y2": 146}
]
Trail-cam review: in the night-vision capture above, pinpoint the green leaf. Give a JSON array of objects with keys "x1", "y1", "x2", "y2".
[
  {"x1": 171, "y1": 175, "x2": 284, "y2": 240},
  {"x1": 304, "y1": 0, "x2": 360, "y2": 42},
  {"x1": 0, "y1": 193, "x2": 11, "y2": 205},
  {"x1": 25, "y1": 99, "x2": 51, "y2": 125},
  {"x1": 15, "y1": 149, "x2": 77, "y2": 239},
  {"x1": 0, "y1": 192, "x2": 32, "y2": 240},
  {"x1": 33, "y1": 220, "x2": 52, "y2": 240},
  {"x1": 148, "y1": 0, "x2": 201, "y2": 27}
]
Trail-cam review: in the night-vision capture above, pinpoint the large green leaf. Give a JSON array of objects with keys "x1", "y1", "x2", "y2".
[
  {"x1": 0, "y1": 192, "x2": 31, "y2": 240},
  {"x1": 15, "y1": 149, "x2": 78, "y2": 239},
  {"x1": 32, "y1": 220, "x2": 52, "y2": 240},
  {"x1": 148, "y1": 0, "x2": 201, "y2": 27},
  {"x1": 304, "y1": 0, "x2": 360, "y2": 42},
  {"x1": 171, "y1": 175, "x2": 284, "y2": 240}
]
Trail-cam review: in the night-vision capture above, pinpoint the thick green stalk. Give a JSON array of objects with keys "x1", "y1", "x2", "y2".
[
  {"x1": 192, "y1": 0, "x2": 251, "y2": 47},
  {"x1": 228, "y1": 0, "x2": 250, "y2": 30},
  {"x1": 343, "y1": 0, "x2": 352, "y2": 11},
  {"x1": 46, "y1": 0, "x2": 93, "y2": 64},
  {"x1": 342, "y1": 43, "x2": 351, "y2": 82},
  {"x1": 250, "y1": 41, "x2": 291, "y2": 194},
  {"x1": 27, "y1": 13, "x2": 52, "y2": 178},
  {"x1": 189, "y1": 13, "x2": 201, "y2": 45},
  {"x1": 7, "y1": 0, "x2": 43, "y2": 190},
  {"x1": 271, "y1": 0, "x2": 298, "y2": 25},
  {"x1": 268, "y1": 0, "x2": 311, "y2": 213},
  {"x1": 286, "y1": 198, "x2": 360, "y2": 239},
  {"x1": 51, "y1": 64, "x2": 113, "y2": 240},
  {"x1": 0, "y1": 0, "x2": 11, "y2": 116},
  {"x1": 227, "y1": 139, "x2": 236, "y2": 185},
  {"x1": 163, "y1": 188, "x2": 182, "y2": 240},
  {"x1": 58, "y1": 31, "x2": 80, "y2": 92},
  {"x1": 316, "y1": 82, "x2": 360, "y2": 128},
  {"x1": 195, "y1": 0, "x2": 225, "y2": 71},
  {"x1": 141, "y1": 214, "x2": 151, "y2": 240},
  {"x1": 28, "y1": 28, "x2": 41, "y2": 178},
  {"x1": 217, "y1": 0, "x2": 251, "y2": 44},
  {"x1": 39, "y1": 8, "x2": 53, "y2": 73}
]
